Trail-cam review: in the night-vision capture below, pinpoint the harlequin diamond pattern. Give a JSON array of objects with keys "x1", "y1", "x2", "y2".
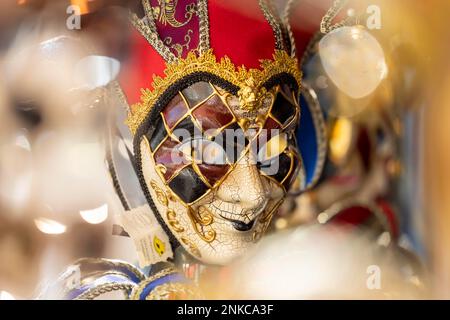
[{"x1": 146, "y1": 82, "x2": 301, "y2": 203}]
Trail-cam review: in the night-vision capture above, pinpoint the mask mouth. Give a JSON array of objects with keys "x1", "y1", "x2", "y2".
[
  {"x1": 204, "y1": 201, "x2": 266, "y2": 232},
  {"x1": 226, "y1": 217, "x2": 255, "y2": 232}
]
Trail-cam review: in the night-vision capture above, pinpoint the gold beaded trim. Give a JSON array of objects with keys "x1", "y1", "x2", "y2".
[
  {"x1": 320, "y1": 0, "x2": 353, "y2": 34},
  {"x1": 130, "y1": 11, "x2": 177, "y2": 63},
  {"x1": 72, "y1": 257, "x2": 146, "y2": 282},
  {"x1": 126, "y1": 49, "x2": 301, "y2": 134},
  {"x1": 283, "y1": 0, "x2": 298, "y2": 57},
  {"x1": 197, "y1": 0, "x2": 210, "y2": 54},
  {"x1": 75, "y1": 282, "x2": 135, "y2": 300},
  {"x1": 259, "y1": 0, "x2": 287, "y2": 52},
  {"x1": 130, "y1": 267, "x2": 178, "y2": 300}
]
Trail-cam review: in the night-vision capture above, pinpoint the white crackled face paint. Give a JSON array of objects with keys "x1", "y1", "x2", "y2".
[{"x1": 139, "y1": 82, "x2": 302, "y2": 265}]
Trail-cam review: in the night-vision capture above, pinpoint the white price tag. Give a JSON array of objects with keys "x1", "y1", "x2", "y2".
[{"x1": 118, "y1": 205, "x2": 173, "y2": 267}]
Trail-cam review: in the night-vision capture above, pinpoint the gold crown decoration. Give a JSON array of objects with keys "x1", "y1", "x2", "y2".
[{"x1": 126, "y1": 49, "x2": 302, "y2": 134}]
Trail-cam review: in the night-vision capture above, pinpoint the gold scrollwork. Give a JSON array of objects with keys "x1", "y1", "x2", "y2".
[
  {"x1": 150, "y1": 180, "x2": 168, "y2": 207},
  {"x1": 167, "y1": 209, "x2": 185, "y2": 233},
  {"x1": 165, "y1": 188, "x2": 176, "y2": 202},
  {"x1": 163, "y1": 29, "x2": 194, "y2": 58},
  {"x1": 149, "y1": 178, "x2": 210, "y2": 254},
  {"x1": 150, "y1": 179, "x2": 186, "y2": 233},
  {"x1": 187, "y1": 206, "x2": 216, "y2": 243},
  {"x1": 152, "y1": 0, "x2": 195, "y2": 28}
]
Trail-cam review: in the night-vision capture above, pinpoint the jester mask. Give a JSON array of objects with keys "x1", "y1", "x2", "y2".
[{"x1": 117, "y1": 0, "x2": 326, "y2": 265}]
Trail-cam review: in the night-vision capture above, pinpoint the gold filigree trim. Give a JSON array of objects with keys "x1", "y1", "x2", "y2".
[
  {"x1": 283, "y1": 0, "x2": 298, "y2": 57},
  {"x1": 167, "y1": 209, "x2": 185, "y2": 233},
  {"x1": 320, "y1": 0, "x2": 352, "y2": 34},
  {"x1": 259, "y1": 0, "x2": 288, "y2": 52},
  {"x1": 130, "y1": 11, "x2": 177, "y2": 63},
  {"x1": 73, "y1": 258, "x2": 146, "y2": 283},
  {"x1": 127, "y1": 49, "x2": 301, "y2": 134},
  {"x1": 197, "y1": 0, "x2": 210, "y2": 54},
  {"x1": 149, "y1": 178, "x2": 184, "y2": 233},
  {"x1": 150, "y1": 179, "x2": 169, "y2": 206},
  {"x1": 130, "y1": 267, "x2": 178, "y2": 300},
  {"x1": 75, "y1": 282, "x2": 135, "y2": 300},
  {"x1": 300, "y1": 84, "x2": 328, "y2": 190},
  {"x1": 111, "y1": 81, "x2": 131, "y2": 113}
]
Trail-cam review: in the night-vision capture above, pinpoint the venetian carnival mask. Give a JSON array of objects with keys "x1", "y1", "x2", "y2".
[{"x1": 116, "y1": 0, "x2": 326, "y2": 265}]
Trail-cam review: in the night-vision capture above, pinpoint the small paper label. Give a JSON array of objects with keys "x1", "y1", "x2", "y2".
[{"x1": 118, "y1": 205, "x2": 173, "y2": 267}]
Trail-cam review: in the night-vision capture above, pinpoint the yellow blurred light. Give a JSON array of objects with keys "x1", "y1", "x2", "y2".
[
  {"x1": 329, "y1": 118, "x2": 353, "y2": 164},
  {"x1": 34, "y1": 218, "x2": 67, "y2": 234},
  {"x1": 71, "y1": 0, "x2": 90, "y2": 15},
  {"x1": 79, "y1": 204, "x2": 108, "y2": 224},
  {"x1": 275, "y1": 218, "x2": 288, "y2": 230}
]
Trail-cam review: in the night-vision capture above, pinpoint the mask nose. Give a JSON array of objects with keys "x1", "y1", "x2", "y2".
[{"x1": 215, "y1": 153, "x2": 268, "y2": 213}]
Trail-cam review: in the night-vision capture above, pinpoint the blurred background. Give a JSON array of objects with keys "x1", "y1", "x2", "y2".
[{"x1": 0, "y1": 0, "x2": 449, "y2": 299}]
